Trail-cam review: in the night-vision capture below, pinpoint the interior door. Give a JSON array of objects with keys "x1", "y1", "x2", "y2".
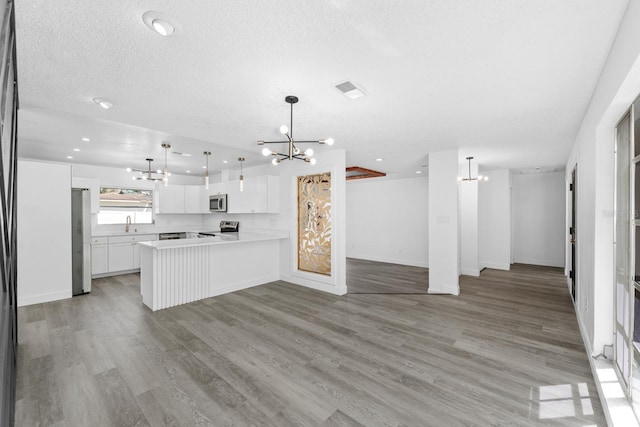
[{"x1": 570, "y1": 167, "x2": 577, "y2": 302}]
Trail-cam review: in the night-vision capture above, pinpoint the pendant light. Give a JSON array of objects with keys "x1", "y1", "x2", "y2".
[
  {"x1": 161, "y1": 142, "x2": 171, "y2": 186},
  {"x1": 457, "y1": 156, "x2": 488, "y2": 182},
  {"x1": 238, "y1": 157, "x2": 245, "y2": 192},
  {"x1": 257, "y1": 95, "x2": 334, "y2": 165},
  {"x1": 204, "y1": 151, "x2": 211, "y2": 189}
]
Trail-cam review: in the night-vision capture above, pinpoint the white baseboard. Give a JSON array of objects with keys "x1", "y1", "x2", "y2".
[
  {"x1": 18, "y1": 289, "x2": 71, "y2": 307},
  {"x1": 480, "y1": 262, "x2": 510, "y2": 271},
  {"x1": 460, "y1": 268, "x2": 481, "y2": 277},
  {"x1": 513, "y1": 257, "x2": 563, "y2": 268},
  {"x1": 346, "y1": 254, "x2": 428, "y2": 268},
  {"x1": 427, "y1": 285, "x2": 459, "y2": 296},
  {"x1": 209, "y1": 274, "x2": 280, "y2": 298},
  {"x1": 280, "y1": 273, "x2": 347, "y2": 296},
  {"x1": 92, "y1": 268, "x2": 140, "y2": 279}
]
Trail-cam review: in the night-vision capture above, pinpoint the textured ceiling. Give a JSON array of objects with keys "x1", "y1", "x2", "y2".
[{"x1": 14, "y1": 0, "x2": 629, "y2": 178}]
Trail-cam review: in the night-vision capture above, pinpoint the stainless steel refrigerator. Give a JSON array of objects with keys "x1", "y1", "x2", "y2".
[{"x1": 71, "y1": 188, "x2": 91, "y2": 295}]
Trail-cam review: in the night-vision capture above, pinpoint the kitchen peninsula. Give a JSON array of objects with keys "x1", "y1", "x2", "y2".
[{"x1": 139, "y1": 231, "x2": 288, "y2": 311}]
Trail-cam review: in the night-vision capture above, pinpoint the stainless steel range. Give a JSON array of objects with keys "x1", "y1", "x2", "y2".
[{"x1": 198, "y1": 221, "x2": 239, "y2": 238}]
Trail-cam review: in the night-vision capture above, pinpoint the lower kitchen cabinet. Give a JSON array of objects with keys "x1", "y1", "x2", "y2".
[
  {"x1": 108, "y1": 242, "x2": 134, "y2": 272},
  {"x1": 91, "y1": 236, "x2": 109, "y2": 274},
  {"x1": 133, "y1": 240, "x2": 144, "y2": 269},
  {"x1": 92, "y1": 234, "x2": 158, "y2": 276}
]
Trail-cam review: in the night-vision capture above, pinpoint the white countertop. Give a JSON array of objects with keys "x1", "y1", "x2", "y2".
[
  {"x1": 138, "y1": 231, "x2": 288, "y2": 249},
  {"x1": 91, "y1": 227, "x2": 216, "y2": 237}
]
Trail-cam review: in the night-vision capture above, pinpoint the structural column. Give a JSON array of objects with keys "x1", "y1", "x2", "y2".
[
  {"x1": 428, "y1": 149, "x2": 459, "y2": 295},
  {"x1": 459, "y1": 159, "x2": 480, "y2": 276}
]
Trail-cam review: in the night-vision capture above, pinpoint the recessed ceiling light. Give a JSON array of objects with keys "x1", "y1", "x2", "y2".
[
  {"x1": 202, "y1": 166, "x2": 207, "y2": 169},
  {"x1": 73, "y1": 148, "x2": 80, "y2": 152},
  {"x1": 81, "y1": 137, "x2": 90, "y2": 142},
  {"x1": 186, "y1": 170, "x2": 191, "y2": 174},
  {"x1": 223, "y1": 160, "x2": 228, "y2": 164},
  {"x1": 142, "y1": 11, "x2": 180, "y2": 37},
  {"x1": 92, "y1": 98, "x2": 113, "y2": 109},
  {"x1": 152, "y1": 19, "x2": 174, "y2": 36},
  {"x1": 416, "y1": 170, "x2": 422, "y2": 174},
  {"x1": 67, "y1": 156, "x2": 73, "y2": 159},
  {"x1": 376, "y1": 158, "x2": 383, "y2": 162}
]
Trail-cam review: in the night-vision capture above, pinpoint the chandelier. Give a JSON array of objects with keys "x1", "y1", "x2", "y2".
[
  {"x1": 458, "y1": 157, "x2": 488, "y2": 182},
  {"x1": 258, "y1": 95, "x2": 334, "y2": 165},
  {"x1": 127, "y1": 158, "x2": 164, "y2": 181}
]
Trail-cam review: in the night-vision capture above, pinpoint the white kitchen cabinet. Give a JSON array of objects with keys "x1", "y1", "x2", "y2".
[
  {"x1": 91, "y1": 236, "x2": 109, "y2": 275},
  {"x1": 223, "y1": 181, "x2": 242, "y2": 214},
  {"x1": 184, "y1": 185, "x2": 208, "y2": 213},
  {"x1": 211, "y1": 175, "x2": 279, "y2": 214},
  {"x1": 241, "y1": 175, "x2": 279, "y2": 213},
  {"x1": 227, "y1": 175, "x2": 280, "y2": 213},
  {"x1": 108, "y1": 242, "x2": 134, "y2": 272},
  {"x1": 155, "y1": 185, "x2": 185, "y2": 214},
  {"x1": 208, "y1": 182, "x2": 224, "y2": 196},
  {"x1": 92, "y1": 234, "x2": 158, "y2": 275},
  {"x1": 132, "y1": 234, "x2": 158, "y2": 269},
  {"x1": 133, "y1": 241, "x2": 143, "y2": 269},
  {"x1": 72, "y1": 177, "x2": 100, "y2": 214},
  {"x1": 156, "y1": 185, "x2": 209, "y2": 214}
]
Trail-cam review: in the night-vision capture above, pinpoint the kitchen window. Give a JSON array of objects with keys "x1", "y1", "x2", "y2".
[{"x1": 97, "y1": 187, "x2": 153, "y2": 224}]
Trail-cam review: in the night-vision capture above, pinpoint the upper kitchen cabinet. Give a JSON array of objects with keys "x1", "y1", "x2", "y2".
[
  {"x1": 155, "y1": 185, "x2": 209, "y2": 214},
  {"x1": 155, "y1": 185, "x2": 185, "y2": 214},
  {"x1": 184, "y1": 185, "x2": 209, "y2": 213},
  {"x1": 71, "y1": 177, "x2": 100, "y2": 213},
  {"x1": 242, "y1": 175, "x2": 279, "y2": 213},
  {"x1": 211, "y1": 175, "x2": 279, "y2": 214}
]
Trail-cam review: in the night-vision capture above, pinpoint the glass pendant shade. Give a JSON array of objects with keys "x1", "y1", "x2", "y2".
[
  {"x1": 203, "y1": 151, "x2": 211, "y2": 189},
  {"x1": 238, "y1": 157, "x2": 245, "y2": 191}
]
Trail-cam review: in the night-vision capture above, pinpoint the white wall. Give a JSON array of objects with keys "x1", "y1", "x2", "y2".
[
  {"x1": 478, "y1": 169, "x2": 511, "y2": 270},
  {"x1": 459, "y1": 162, "x2": 479, "y2": 276},
  {"x1": 428, "y1": 149, "x2": 459, "y2": 294},
  {"x1": 566, "y1": 0, "x2": 640, "y2": 358},
  {"x1": 17, "y1": 160, "x2": 72, "y2": 306},
  {"x1": 511, "y1": 171, "x2": 565, "y2": 267},
  {"x1": 346, "y1": 177, "x2": 428, "y2": 268}
]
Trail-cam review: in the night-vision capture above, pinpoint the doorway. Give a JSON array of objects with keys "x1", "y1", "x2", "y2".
[{"x1": 570, "y1": 166, "x2": 577, "y2": 302}]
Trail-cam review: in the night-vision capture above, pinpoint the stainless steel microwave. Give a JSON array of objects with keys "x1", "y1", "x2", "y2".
[{"x1": 209, "y1": 194, "x2": 227, "y2": 212}]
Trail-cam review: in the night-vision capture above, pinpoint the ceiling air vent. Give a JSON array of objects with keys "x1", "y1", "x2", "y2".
[{"x1": 335, "y1": 80, "x2": 367, "y2": 100}]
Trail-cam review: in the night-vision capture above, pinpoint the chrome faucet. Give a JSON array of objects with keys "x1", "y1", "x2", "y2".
[{"x1": 125, "y1": 215, "x2": 132, "y2": 233}]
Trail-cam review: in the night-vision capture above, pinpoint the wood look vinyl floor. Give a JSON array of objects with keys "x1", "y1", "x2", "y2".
[
  {"x1": 15, "y1": 262, "x2": 605, "y2": 426},
  {"x1": 347, "y1": 258, "x2": 429, "y2": 294}
]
